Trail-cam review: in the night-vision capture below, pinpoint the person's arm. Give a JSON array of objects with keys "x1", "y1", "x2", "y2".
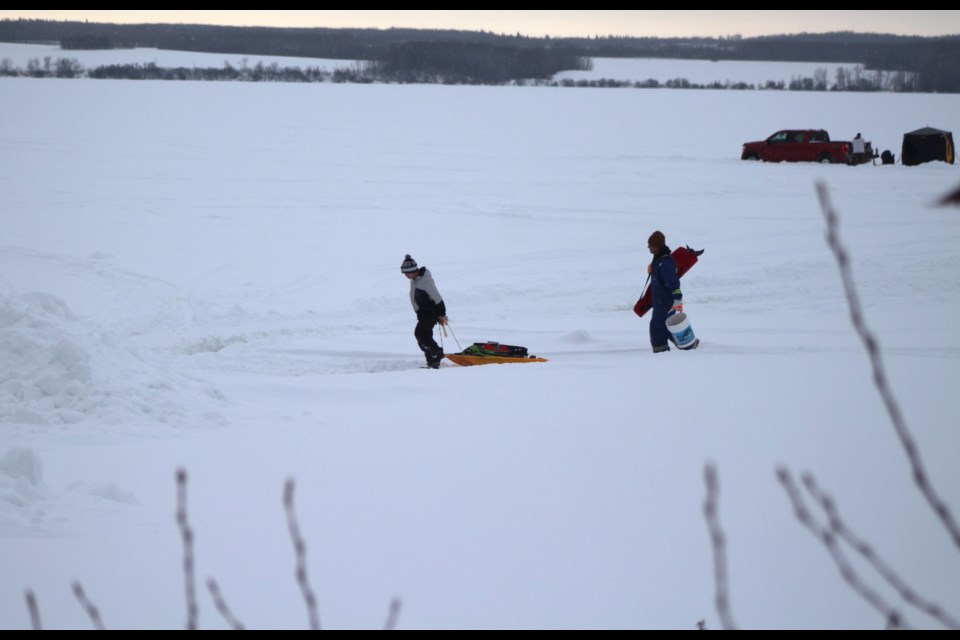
[
  {"x1": 659, "y1": 259, "x2": 682, "y2": 302},
  {"x1": 659, "y1": 258, "x2": 683, "y2": 312},
  {"x1": 414, "y1": 285, "x2": 445, "y2": 320}
]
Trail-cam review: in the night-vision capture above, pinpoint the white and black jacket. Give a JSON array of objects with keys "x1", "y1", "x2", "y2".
[{"x1": 409, "y1": 267, "x2": 446, "y2": 321}]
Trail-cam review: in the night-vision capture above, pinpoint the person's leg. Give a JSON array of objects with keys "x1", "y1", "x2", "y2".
[
  {"x1": 415, "y1": 318, "x2": 443, "y2": 366},
  {"x1": 650, "y1": 307, "x2": 671, "y2": 353}
]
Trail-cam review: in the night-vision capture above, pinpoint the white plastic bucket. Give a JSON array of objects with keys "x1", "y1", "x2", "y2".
[{"x1": 665, "y1": 312, "x2": 697, "y2": 349}]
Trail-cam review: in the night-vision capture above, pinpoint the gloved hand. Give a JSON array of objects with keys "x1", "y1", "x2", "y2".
[
  {"x1": 438, "y1": 316, "x2": 448, "y2": 326},
  {"x1": 671, "y1": 300, "x2": 684, "y2": 314},
  {"x1": 647, "y1": 264, "x2": 652, "y2": 275}
]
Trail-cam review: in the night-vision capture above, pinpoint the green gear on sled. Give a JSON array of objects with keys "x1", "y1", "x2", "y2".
[{"x1": 461, "y1": 342, "x2": 529, "y2": 358}]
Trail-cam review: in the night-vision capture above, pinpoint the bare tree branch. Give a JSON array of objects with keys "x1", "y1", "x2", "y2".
[
  {"x1": 206, "y1": 578, "x2": 245, "y2": 630},
  {"x1": 384, "y1": 597, "x2": 402, "y2": 631},
  {"x1": 816, "y1": 182, "x2": 960, "y2": 552},
  {"x1": 801, "y1": 474, "x2": 960, "y2": 629},
  {"x1": 285, "y1": 478, "x2": 321, "y2": 630},
  {"x1": 24, "y1": 589, "x2": 41, "y2": 630},
  {"x1": 703, "y1": 463, "x2": 737, "y2": 630},
  {"x1": 777, "y1": 467, "x2": 907, "y2": 629},
  {"x1": 72, "y1": 581, "x2": 105, "y2": 630},
  {"x1": 176, "y1": 468, "x2": 199, "y2": 630}
]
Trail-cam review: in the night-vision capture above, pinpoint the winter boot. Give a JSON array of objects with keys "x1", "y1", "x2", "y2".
[
  {"x1": 426, "y1": 348, "x2": 444, "y2": 369},
  {"x1": 652, "y1": 344, "x2": 671, "y2": 353}
]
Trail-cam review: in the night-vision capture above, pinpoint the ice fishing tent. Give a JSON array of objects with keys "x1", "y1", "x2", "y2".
[{"x1": 901, "y1": 127, "x2": 955, "y2": 166}]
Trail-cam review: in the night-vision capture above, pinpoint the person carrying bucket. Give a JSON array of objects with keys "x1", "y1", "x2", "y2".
[{"x1": 646, "y1": 231, "x2": 699, "y2": 352}]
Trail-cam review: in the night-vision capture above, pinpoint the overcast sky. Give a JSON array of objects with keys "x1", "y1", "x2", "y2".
[{"x1": 2, "y1": 10, "x2": 959, "y2": 38}]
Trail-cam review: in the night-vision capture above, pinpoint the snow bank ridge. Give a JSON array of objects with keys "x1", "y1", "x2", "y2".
[
  {"x1": 1, "y1": 292, "x2": 93, "y2": 425},
  {"x1": 1, "y1": 291, "x2": 227, "y2": 428}
]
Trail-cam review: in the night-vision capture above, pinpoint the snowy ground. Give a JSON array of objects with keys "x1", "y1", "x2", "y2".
[{"x1": 1, "y1": 75, "x2": 959, "y2": 630}]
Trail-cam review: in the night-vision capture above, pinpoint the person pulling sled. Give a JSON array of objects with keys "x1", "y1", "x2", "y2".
[{"x1": 401, "y1": 254, "x2": 448, "y2": 369}]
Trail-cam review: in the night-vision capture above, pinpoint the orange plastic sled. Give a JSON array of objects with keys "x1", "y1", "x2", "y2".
[{"x1": 446, "y1": 354, "x2": 548, "y2": 367}]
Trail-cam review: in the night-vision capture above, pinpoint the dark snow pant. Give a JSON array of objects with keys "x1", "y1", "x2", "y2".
[
  {"x1": 415, "y1": 316, "x2": 443, "y2": 366},
  {"x1": 650, "y1": 304, "x2": 675, "y2": 352}
]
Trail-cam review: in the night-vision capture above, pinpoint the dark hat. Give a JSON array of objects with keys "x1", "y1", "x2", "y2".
[
  {"x1": 401, "y1": 254, "x2": 419, "y2": 273},
  {"x1": 648, "y1": 231, "x2": 665, "y2": 248}
]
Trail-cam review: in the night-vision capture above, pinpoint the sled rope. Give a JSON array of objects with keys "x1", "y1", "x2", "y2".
[
  {"x1": 445, "y1": 321, "x2": 463, "y2": 351},
  {"x1": 640, "y1": 273, "x2": 651, "y2": 302}
]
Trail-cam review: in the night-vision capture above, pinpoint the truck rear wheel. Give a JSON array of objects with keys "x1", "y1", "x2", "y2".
[{"x1": 818, "y1": 154, "x2": 832, "y2": 164}]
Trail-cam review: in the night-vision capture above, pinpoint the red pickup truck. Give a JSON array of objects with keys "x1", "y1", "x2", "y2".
[{"x1": 741, "y1": 130, "x2": 852, "y2": 164}]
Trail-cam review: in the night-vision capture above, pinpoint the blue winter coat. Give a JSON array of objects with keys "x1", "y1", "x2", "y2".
[{"x1": 650, "y1": 247, "x2": 682, "y2": 310}]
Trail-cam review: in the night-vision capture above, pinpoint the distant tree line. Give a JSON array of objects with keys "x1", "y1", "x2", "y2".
[
  {"x1": 784, "y1": 65, "x2": 919, "y2": 91},
  {"x1": 1, "y1": 19, "x2": 959, "y2": 92},
  {"x1": 366, "y1": 41, "x2": 590, "y2": 84},
  {"x1": 0, "y1": 57, "x2": 370, "y2": 82},
  {"x1": 60, "y1": 34, "x2": 133, "y2": 50},
  {"x1": 0, "y1": 55, "x2": 82, "y2": 78},
  {"x1": 555, "y1": 77, "x2": 754, "y2": 90},
  {"x1": 85, "y1": 61, "x2": 342, "y2": 83},
  {"x1": 0, "y1": 57, "x2": 930, "y2": 94}
]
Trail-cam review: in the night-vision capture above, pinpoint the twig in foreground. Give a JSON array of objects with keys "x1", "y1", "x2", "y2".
[
  {"x1": 25, "y1": 589, "x2": 41, "y2": 630},
  {"x1": 207, "y1": 578, "x2": 245, "y2": 630},
  {"x1": 72, "y1": 581, "x2": 106, "y2": 630},
  {"x1": 816, "y1": 181, "x2": 960, "y2": 551},
  {"x1": 176, "y1": 468, "x2": 199, "y2": 630},
  {"x1": 703, "y1": 463, "x2": 737, "y2": 630},
  {"x1": 802, "y1": 474, "x2": 959, "y2": 629},
  {"x1": 384, "y1": 597, "x2": 402, "y2": 631},
  {"x1": 777, "y1": 467, "x2": 906, "y2": 629},
  {"x1": 285, "y1": 478, "x2": 321, "y2": 630}
]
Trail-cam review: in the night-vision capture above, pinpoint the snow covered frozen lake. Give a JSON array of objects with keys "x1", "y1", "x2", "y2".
[
  {"x1": 554, "y1": 56, "x2": 866, "y2": 86},
  {"x1": 1, "y1": 70, "x2": 959, "y2": 630},
  {"x1": 1, "y1": 42, "x2": 867, "y2": 87},
  {"x1": 0, "y1": 41, "x2": 363, "y2": 72}
]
